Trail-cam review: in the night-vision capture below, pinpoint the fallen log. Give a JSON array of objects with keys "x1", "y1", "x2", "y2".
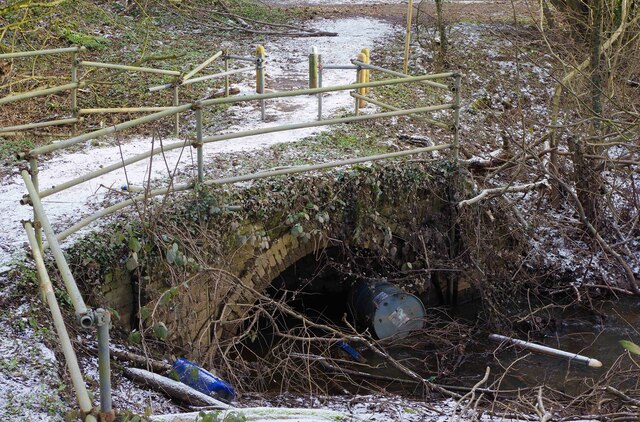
[
  {"x1": 123, "y1": 367, "x2": 231, "y2": 409},
  {"x1": 110, "y1": 349, "x2": 173, "y2": 374},
  {"x1": 150, "y1": 407, "x2": 354, "y2": 421}
]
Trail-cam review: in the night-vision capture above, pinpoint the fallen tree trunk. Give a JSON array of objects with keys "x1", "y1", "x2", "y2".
[
  {"x1": 123, "y1": 367, "x2": 231, "y2": 409},
  {"x1": 150, "y1": 407, "x2": 353, "y2": 422}
]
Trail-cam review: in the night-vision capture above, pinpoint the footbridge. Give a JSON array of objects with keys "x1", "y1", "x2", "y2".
[{"x1": 2, "y1": 44, "x2": 465, "y2": 419}]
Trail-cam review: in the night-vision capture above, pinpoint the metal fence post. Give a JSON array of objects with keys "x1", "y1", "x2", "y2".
[
  {"x1": 173, "y1": 85, "x2": 180, "y2": 136},
  {"x1": 354, "y1": 52, "x2": 367, "y2": 115},
  {"x1": 256, "y1": 45, "x2": 266, "y2": 121},
  {"x1": 317, "y1": 55, "x2": 323, "y2": 121},
  {"x1": 96, "y1": 308, "x2": 114, "y2": 421},
  {"x1": 362, "y1": 48, "x2": 370, "y2": 97},
  {"x1": 195, "y1": 106, "x2": 204, "y2": 183},
  {"x1": 71, "y1": 51, "x2": 78, "y2": 119},
  {"x1": 23, "y1": 222, "x2": 96, "y2": 421},
  {"x1": 403, "y1": 0, "x2": 414, "y2": 74},
  {"x1": 29, "y1": 158, "x2": 43, "y2": 251},
  {"x1": 309, "y1": 46, "x2": 319, "y2": 89}
]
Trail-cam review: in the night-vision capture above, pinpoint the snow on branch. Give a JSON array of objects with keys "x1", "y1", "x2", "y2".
[{"x1": 457, "y1": 180, "x2": 549, "y2": 208}]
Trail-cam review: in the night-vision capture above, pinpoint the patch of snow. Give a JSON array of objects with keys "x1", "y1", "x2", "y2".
[
  {"x1": 82, "y1": 356, "x2": 180, "y2": 415},
  {"x1": 233, "y1": 394, "x2": 534, "y2": 422},
  {"x1": 0, "y1": 324, "x2": 65, "y2": 421}
]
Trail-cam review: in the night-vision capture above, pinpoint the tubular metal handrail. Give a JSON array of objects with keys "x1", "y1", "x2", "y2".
[
  {"x1": 0, "y1": 82, "x2": 82, "y2": 106},
  {"x1": 352, "y1": 59, "x2": 450, "y2": 90},
  {"x1": 36, "y1": 102, "x2": 452, "y2": 200},
  {"x1": 21, "y1": 170, "x2": 92, "y2": 325},
  {"x1": 6, "y1": 44, "x2": 267, "y2": 420},
  {"x1": 46, "y1": 144, "x2": 451, "y2": 246},
  {"x1": 11, "y1": 43, "x2": 462, "y2": 421},
  {"x1": 23, "y1": 223, "x2": 96, "y2": 421},
  {"x1": 23, "y1": 73, "x2": 451, "y2": 159},
  {"x1": 0, "y1": 46, "x2": 85, "y2": 59},
  {"x1": 79, "y1": 60, "x2": 182, "y2": 76}
]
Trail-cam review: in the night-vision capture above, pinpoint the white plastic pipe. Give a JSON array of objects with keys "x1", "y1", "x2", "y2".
[{"x1": 490, "y1": 334, "x2": 603, "y2": 368}]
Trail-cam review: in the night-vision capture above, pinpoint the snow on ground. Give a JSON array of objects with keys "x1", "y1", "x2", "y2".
[
  {"x1": 0, "y1": 17, "x2": 395, "y2": 269},
  {"x1": 0, "y1": 310, "x2": 66, "y2": 421}
]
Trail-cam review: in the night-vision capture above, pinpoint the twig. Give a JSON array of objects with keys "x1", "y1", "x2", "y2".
[
  {"x1": 452, "y1": 366, "x2": 491, "y2": 422},
  {"x1": 457, "y1": 180, "x2": 549, "y2": 208}
]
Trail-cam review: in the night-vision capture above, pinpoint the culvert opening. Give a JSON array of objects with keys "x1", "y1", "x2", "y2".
[
  {"x1": 239, "y1": 246, "x2": 428, "y2": 359},
  {"x1": 223, "y1": 245, "x2": 470, "y2": 396}
]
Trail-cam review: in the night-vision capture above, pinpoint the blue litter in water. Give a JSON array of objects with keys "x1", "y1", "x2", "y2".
[
  {"x1": 172, "y1": 358, "x2": 235, "y2": 402},
  {"x1": 336, "y1": 341, "x2": 363, "y2": 362}
]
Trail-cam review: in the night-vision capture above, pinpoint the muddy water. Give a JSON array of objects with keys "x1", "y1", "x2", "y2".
[{"x1": 449, "y1": 296, "x2": 640, "y2": 395}]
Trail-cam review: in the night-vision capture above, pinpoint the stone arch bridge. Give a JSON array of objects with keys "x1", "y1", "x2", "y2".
[{"x1": 80, "y1": 161, "x2": 512, "y2": 363}]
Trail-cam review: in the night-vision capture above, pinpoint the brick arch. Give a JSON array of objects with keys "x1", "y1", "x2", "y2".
[{"x1": 216, "y1": 232, "x2": 332, "y2": 340}]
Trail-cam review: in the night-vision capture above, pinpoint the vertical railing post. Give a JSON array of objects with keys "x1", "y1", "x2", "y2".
[
  {"x1": 309, "y1": 46, "x2": 319, "y2": 89},
  {"x1": 23, "y1": 222, "x2": 96, "y2": 422},
  {"x1": 309, "y1": 46, "x2": 323, "y2": 121},
  {"x1": 317, "y1": 55, "x2": 323, "y2": 121},
  {"x1": 362, "y1": 48, "x2": 371, "y2": 97},
  {"x1": 71, "y1": 51, "x2": 78, "y2": 118},
  {"x1": 354, "y1": 52, "x2": 367, "y2": 115},
  {"x1": 29, "y1": 158, "x2": 43, "y2": 251},
  {"x1": 447, "y1": 73, "x2": 462, "y2": 307},
  {"x1": 195, "y1": 106, "x2": 204, "y2": 183},
  {"x1": 256, "y1": 45, "x2": 266, "y2": 121},
  {"x1": 403, "y1": 0, "x2": 414, "y2": 74},
  {"x1": 173, "y1": 85, "x2": 180, "y2": 136},
  {"x1": 96, "y1": 308, "x2": 114, "y2": 420},
  {"x1": 452, "y1": 73, "x2": 461, "y2": 162},
  {"x1": 224, "y1": 49, "x2": 230, "y2": 97}
]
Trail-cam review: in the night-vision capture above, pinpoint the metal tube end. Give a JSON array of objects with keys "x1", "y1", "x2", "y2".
[
  {"x1": 588, "y1": 358, "x2": 603, "y2": 368},
  {"x1": 78, "y1": 313, "x2": 94, "y2": 329}
]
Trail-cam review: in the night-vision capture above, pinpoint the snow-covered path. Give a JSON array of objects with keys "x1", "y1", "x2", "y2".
[{"x1": 0, "y1": 18, "x2": 396, "y2": 269}]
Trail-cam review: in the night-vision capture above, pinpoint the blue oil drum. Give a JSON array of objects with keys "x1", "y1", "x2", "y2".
[
  {"x1": 349, "y1": 281, "x2": 426, "y2": 339},
  {"x1": 172, "y1": 358, "x2": 235, "y2": 402}
]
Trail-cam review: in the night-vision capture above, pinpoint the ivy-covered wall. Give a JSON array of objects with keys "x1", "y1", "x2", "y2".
[{"x1": 68, "y1": 161, "x2": 499, "y2": 363}]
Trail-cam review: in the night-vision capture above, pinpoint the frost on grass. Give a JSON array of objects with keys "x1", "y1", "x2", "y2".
[{"x1": 0, "y1": 320, "x2": 66, "y2": 421}]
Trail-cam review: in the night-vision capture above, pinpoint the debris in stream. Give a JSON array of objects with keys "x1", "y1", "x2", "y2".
[
  {"x1": 489, "y1": 333, "x2": 603, "y2": 368},
  {"x1": 123, "y1": 367, "x2": 231, "y2": 409},
  {"x1": 172, "y1": 358, "x2": 236, "y2": 402},
  {"x1": 349, "y1": 280, "x2": 426, "y2": 339}
]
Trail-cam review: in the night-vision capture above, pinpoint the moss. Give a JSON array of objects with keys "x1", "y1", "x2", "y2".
[
  {"x1": 0, "y1": 137, "x2": 34, "y2": 164},
  {"x1": 60, "y1": 29, "x2": 109, "y2": 49}
]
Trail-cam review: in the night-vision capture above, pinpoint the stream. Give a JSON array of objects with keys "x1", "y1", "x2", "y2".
[{"x1": 453, "y1": 296, "x2": 640, "y2": 396}]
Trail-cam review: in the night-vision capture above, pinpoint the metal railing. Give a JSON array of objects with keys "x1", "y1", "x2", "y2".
[
  {"x1": 0, "y1": 45, "x2": 259, "y2": 136},
  {"x1": 8, "y1": 44, "x2": 461, "y2": 420}
]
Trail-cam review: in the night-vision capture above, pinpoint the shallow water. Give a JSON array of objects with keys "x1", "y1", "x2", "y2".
[{"x1": 450, "y1": 296, "x2": 640, "y2": 395}]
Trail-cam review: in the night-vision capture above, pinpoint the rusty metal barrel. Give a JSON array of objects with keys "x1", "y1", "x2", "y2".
[{"x1": 349, "y1": 280, "x2": 425, "y2": 339}]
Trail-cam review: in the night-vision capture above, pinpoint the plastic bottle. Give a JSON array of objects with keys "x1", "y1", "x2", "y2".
[{"x1": 172, "y1": 358, "x2": 235, "y2": 402}]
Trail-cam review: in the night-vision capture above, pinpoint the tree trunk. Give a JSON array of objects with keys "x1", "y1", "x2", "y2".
[
  {"x1": 578, "y1": 0, "x2": 604, "y2": 225},
  {"x1": 435, "y1": 0, "x2": 447, "y2": 70},
  {"x1": 541, "y1": 0, "x2": 555, "y2": 29}
]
